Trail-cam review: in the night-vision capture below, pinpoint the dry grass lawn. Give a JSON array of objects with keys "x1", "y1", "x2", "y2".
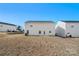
[{"x1": 0, "y1": 33, "x2": 79, "y2": 56}]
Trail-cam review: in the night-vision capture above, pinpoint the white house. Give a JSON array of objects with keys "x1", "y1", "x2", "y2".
[
  {"x1": 55, "y1": 21, "x2": 79, "y2": 37},
  {"x1": 24, "y1": 21, "x2": 55, "y2": 36},
  {"x1": 0, "y1": 22, "x2": 17, "y2": 32}
]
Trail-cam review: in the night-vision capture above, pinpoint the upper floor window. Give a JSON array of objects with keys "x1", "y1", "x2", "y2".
[
  {"x1": 71, "y1": 25, "x2": 74, "y2": 28},
  {"x1": 30, "y1": 25, "x2": 33, "y2": 27}
]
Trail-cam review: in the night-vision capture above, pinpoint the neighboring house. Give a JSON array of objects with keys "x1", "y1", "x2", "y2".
[
  {"x1": 55, "y1": 21, "x2": 79, "y2": 37},
  {"x1": 24, "y1": 21, "x2": 55, "y2": 36},
  {"x1": 0, "y1": 22, "x2": 17, "y2": 32}
]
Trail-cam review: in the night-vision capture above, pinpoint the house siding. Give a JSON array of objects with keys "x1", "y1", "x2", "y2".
[
  {"x1": 66, "y1": 22, "x2": 79, "y2": 37},
  {"x1": 55, "y1": 21, "x2": 79, "y2": 37},
  {"x1": 0, "y1": 23, "x2": 17, "y2": 32},
  {"x1": 24, "y1": 22, "x2": 55, "y2": 35}
]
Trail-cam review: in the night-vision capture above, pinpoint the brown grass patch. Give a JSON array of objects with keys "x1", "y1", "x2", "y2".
[
  {"x1": 7, "y1": 32, "x2": 23, "y2": 34},
  {"x1": 0, "y1": 33, "x2": 79, "y2": 56}
]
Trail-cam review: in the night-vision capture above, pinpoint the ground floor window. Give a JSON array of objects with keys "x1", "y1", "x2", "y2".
[
  {"x1": 44, "y1": 31, "x2": 45, "y2": 34},
  {"x1": 39, "y1": 30, "x2": 41, "y2": 34},
  {"x1": 49, "y1": 31, "x2": 51, "y2": 33}
]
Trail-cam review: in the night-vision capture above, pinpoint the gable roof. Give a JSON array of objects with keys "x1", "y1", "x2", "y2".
[
  {"x1": 0, "y1": 22, "x2": 16, "y2": 26},
  {"x1": 25, "y1": 21, "x2": 55, "y2": 23}
]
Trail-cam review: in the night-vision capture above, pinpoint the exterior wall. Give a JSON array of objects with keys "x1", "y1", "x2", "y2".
[
  {"x1": 56, "y1": 21, "x2": 79, "y2": 37},
  {"x1": 55, "y1": 21, "x2": 66, "y2": 37},
  {"x1": 0, "y1": 24, "x2": 17, "y2": 32},
  {"x1": 25, "y1": 22, "x2": 55, "y2": 35},
  {"x1": 66, "y1": 22, "x2": 79, "y2": 37}
]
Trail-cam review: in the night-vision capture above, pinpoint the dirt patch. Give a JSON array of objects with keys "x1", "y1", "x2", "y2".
[{"x1": 0, "y1": 33, "x2": 79, "y2": 56}]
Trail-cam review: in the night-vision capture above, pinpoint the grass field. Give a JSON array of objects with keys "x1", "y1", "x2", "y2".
[{"x1": 0, "y1": 33, "x2": 79, "y2": 56}]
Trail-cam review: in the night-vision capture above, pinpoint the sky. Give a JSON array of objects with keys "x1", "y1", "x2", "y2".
[{"x1": 0, "y1": 3, "x2": 79, "y2": 26}]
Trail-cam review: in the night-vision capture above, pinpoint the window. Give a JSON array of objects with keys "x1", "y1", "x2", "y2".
[
  {"x1": 30, "y1": 25, "x2": 33, "y2": 27},
  {"x1": 39, "y1": 31, "x2": 41, "y2": 34},
  {"x1": 44, "y1": 31, "x2": 45, "y2": 34},
  {"x1": 71, "y1": 25, "x2": 74, "y2": 28},
  {"x1": 49, "y1": 31, "x2": 51, "y2": 33}
]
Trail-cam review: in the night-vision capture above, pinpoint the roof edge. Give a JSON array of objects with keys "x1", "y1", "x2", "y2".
[
  {"x1": 0, "y1": 22, "x2": 17, "y2": 26},
  {"x1": 25, "y1": 21, "x2": 55, "y2": 23},
  {"x1": 60, "y1": 20, "x2": 79, "y2": 23}
]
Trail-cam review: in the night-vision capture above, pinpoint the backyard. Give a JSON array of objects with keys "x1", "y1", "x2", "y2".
[{"x1": 0, "y1": 33, "x2": 79, "y2": 56}]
